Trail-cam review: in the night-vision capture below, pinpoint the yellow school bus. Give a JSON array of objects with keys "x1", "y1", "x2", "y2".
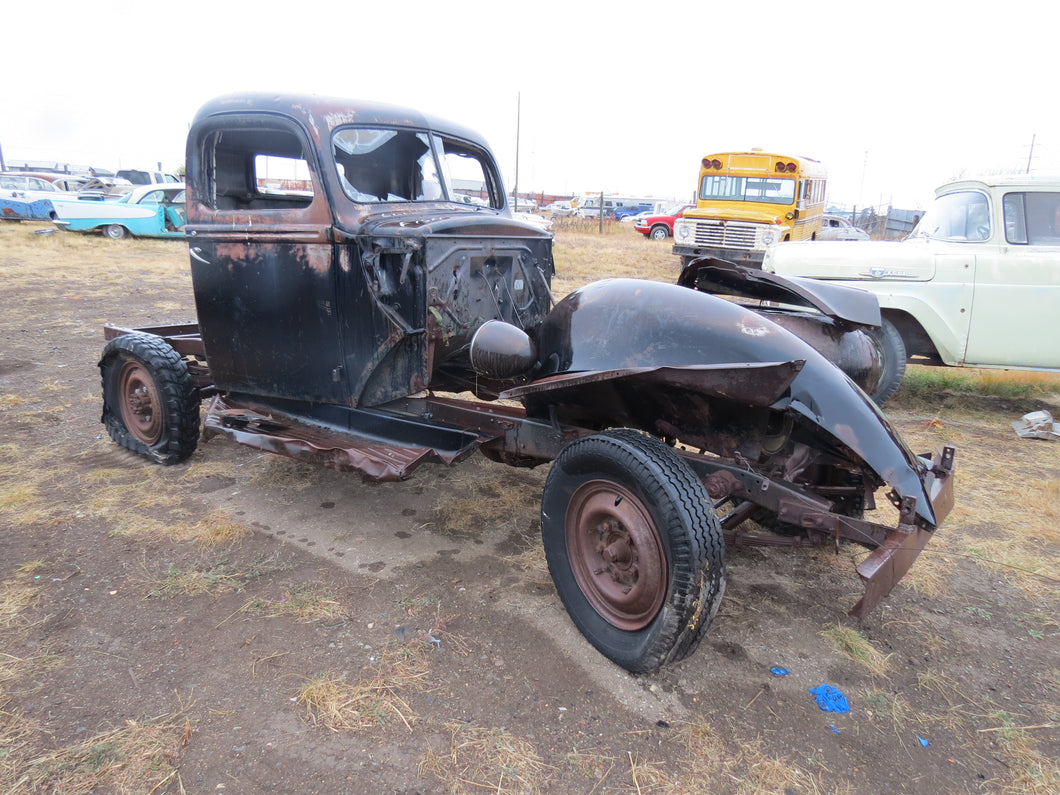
[{"x1": 672, "y1": 150, "x2": 827, "y2": 268}]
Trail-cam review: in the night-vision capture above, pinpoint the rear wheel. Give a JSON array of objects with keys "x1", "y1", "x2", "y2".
[
  {"x1": 100, "y1": 333, "x2": 200, "y2": 464},
  {"x1": 104, "y1": 224, "x2": 127, "y2": 239},
  {"x1": 649, "y1": 225, "x2": 669, "y2": 240},
  {"x1": 542, "y1": 429, "x2": 725, "y2": 672},
  {"x1": 869, "y1": 317, "x2": 907, "y2": 405}
]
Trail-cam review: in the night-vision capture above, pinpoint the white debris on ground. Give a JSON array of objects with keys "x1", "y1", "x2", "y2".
[{"x1": 1012, "y1": 410, "x2": 1060, "y2": 441}]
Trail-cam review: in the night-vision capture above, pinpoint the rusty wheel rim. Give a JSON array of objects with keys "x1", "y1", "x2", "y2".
[
  {"x1": 565, "y1": 480, "x2": 668, "y2": 631},
  {"x1": 117, "y1": 360, "x2": 163, "y2": 445}
]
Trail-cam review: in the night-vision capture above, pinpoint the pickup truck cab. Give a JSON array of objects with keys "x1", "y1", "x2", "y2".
[{"x1": 763, "y1": 176, "x2": 1060, "y2": 402}]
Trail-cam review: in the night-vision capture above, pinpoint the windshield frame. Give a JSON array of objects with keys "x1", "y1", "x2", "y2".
[
  {"x1": 330, "y1": 125, "x2": 503, "y2": 209},
  {"x1": 910, "y1": 189, "x2": 992, "y2": 242}
]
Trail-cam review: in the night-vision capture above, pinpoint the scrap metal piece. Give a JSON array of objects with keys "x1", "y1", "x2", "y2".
[{"x1": 850, "y1": 445, "x2": 955, "y2": 618}]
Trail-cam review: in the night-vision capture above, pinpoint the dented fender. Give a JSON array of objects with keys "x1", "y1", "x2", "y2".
[{"x1": 524, "y1": 278, "x2": 939, "y2": 528}]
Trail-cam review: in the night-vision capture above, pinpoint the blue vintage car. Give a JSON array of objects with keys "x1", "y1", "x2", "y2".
[
  {"x1": 1, "y1": 195, "x2": 56, "y2": 221},
  {"x1": 52, "y1": 183, "x2": 186, "y2": 239}
]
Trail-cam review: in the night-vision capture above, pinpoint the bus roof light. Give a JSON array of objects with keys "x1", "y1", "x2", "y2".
[
  {"x1": 775, "y1": 162, "x2": 787, "y2": 172},
  {"x1": 712, "y1": 159, "x2": 722, "y2": 170},
  {"x1": 786, "y1": 162, "x2": 797, "y2": 173}
]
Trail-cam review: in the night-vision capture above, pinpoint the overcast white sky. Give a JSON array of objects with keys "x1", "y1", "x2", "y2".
[{"x1": 3, "y1": 0, "x2": 1056, "y2": 210}]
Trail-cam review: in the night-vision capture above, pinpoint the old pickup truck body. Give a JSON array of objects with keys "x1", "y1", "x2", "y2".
[{"x1": 98, "y1": 93, "x2": 954, "y2": 672}]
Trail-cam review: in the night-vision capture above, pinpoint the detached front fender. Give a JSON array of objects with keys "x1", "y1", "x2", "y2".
[{"x1": 524, "y1": 278, "x2": 939, "y2": 527}]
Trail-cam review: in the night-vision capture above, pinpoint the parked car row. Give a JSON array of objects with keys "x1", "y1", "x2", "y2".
[{"x1": 2, "y1": 170, "x2": 187, "y2": 239}]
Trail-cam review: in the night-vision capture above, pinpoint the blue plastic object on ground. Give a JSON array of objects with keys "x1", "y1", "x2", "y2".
[
  {"x1": 918, "y1": 736, "x2": 930, "y2": 747},
  {"x1": 771, "y1": 667, "x2": 790, "y2": 676},
  {"x1": 809, "y1": 684, "x2": 850, "y2": 713}
]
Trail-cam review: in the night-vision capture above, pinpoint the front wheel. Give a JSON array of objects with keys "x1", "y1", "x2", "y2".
[
  {"x1": 100, "y1": 333, "x2": 200, "y2": 464},
  {"x1": 868, "y1": 317, "x2": 907, "y2": 405},
  {"x1": 649, "y1": 225, "x2": 669, "y2": 240},
  {"x1": 104, "y1": 224, "x2": 128, "y2": 239},
  {"x1": 542, "y1": 429, "x2": 725, "y2": 672}
]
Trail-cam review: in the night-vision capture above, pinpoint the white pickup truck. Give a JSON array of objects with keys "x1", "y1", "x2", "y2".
[{"x1": 763, "y1": 175, "x2": 1060, "y2": 402}]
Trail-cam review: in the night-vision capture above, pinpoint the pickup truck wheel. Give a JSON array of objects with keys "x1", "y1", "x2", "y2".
[
  {"x1": 542, "y1": 429, "x2": 725, "y2": 673},
  {"x1": 869, "y1": 318, "x2": 907, "y2": 405},
  {"x1": 104, "y1": 224, "x2": 128, "y2": 239},
  {"x1": 100, "y1": 333, "x2": 200, "y2": 465},
  {"x1": 649, "y1": 225, "x2": 669, "y2": 240}
]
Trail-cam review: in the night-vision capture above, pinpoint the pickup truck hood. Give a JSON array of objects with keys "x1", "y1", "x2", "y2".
[
  {"x1": 346, "y1": 204, "x2": 550, "y2": 239},
  {"x1": 765, "y1": 239, "x2": 935, "y2": 282}
]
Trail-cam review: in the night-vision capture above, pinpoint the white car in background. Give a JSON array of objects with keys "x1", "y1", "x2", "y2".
[
  {"x1": 512, "y1": 211, "x2": 553, "y2": 234},
  {"x1": 764, "y1": 176, "x2": 1060, "y2": 402},
  {"x1": 818, "y1": 214, "x2": 870, "y2": 241}
]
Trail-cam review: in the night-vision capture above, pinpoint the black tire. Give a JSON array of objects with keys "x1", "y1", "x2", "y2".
[
  {"x1": 542, "y1": 429, "x2": 725, "y2": 673},
  {"x1": 104, "y1": 224, "x2": 127, "y2": 239},
  {"x1": 869, "y1": 317, "x2": 907, "y2": 405},
  {"x1": 99, "y1": 333, "x2": 200, "y2": 465},
  {"x1": 649, "y1": 225, "x2": 669, "y2": 240}
]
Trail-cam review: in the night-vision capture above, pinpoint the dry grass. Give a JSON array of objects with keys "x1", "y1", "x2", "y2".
[
  {"x1": 820, "y1": 624, "x2": 891, "y2": 678},
  {"x1": 552, "y1": 224, "x2": 680, "y2": 297},
  {"x1": 419, "y1": 722, "x2": 551, "y2": 794},
  {"x1": 0, "y1": 580, "x2": 42, "y2": 632},
  {"x1": 187, "y1": 509, "x2": 255, "y2": 546},
  {"x1": 505, "y1": 534, "x2": 550, "y2": 584},
  {"x1": 142, "y1": 555, "x2": 281, "y2": 599},
  {"x1": 431, "y1": 463, "x2": 543, "y2": 539},
  {"x1": 889, "y1": 412, "x2": 1060, "y2": 605},
  {"x1": 298, "y1": 642, "x2": 433, "y2": 733},
  {"x1": 2, "y1": 515, "x2": 182, "y2": 795},
  {"x1": 674, "y1": 719, "x2": 845, "y2": 795},
  {"x1": 240, "y1": 581, "x2": 346, "y2": 623},
  {"x1": 980, "y1": 711, "x2": 1060, "y2": 795},
  {"x1": 249, "y1": 456, "x2": 320, "y2": 492},
  {"x1": 863, "y1": 688, "x2": 915, "y2": 735},
  {"x1": 1, "y1": 710, "x2": 187, "y2": 795}
]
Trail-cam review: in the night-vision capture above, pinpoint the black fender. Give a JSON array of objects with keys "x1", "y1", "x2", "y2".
[{"x1": 517, "y1": 278, "x2": 937, "y2": 527}]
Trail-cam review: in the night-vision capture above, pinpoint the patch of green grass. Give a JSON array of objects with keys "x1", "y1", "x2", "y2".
[{"x1": 895, "y1": 367, "x2": 1060, "y2": 405}]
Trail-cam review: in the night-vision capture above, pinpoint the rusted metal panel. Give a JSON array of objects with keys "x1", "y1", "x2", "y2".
[
  {"x1": 502, "y1": 362, "x2": 803, "y2": 407},
  {"x1": 851, "y1": 445, "x2": 955, "y2": 617},
  {"x1": 202, "y1": 394, "x2": 485, "y2": 481}
]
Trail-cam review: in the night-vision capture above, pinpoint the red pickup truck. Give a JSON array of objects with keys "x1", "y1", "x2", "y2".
[{"x1": 634, "y1": 202, "x2": 693, "y2": 239}]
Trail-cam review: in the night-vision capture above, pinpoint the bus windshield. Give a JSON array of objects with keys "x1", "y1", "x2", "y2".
[{"x1": 699, "y1": 175, "x2": 796, "y2": 205}]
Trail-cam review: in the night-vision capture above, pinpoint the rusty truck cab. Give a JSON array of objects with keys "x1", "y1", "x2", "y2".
[{"x1": 183, "y1": 93, "x2": 554, "y2": 410}]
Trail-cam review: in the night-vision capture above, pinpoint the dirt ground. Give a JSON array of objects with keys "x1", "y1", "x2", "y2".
[{"x1": 1, "y1": 226, "x2": 1058, "y2": 794}]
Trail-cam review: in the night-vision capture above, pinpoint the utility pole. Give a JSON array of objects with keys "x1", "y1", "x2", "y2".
[{"x1": 513, "y1": 93, "x2": 520, "y2": 212}]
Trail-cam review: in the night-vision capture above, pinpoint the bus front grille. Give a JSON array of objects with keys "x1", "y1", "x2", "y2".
[{"x1": 689, "y1": 220, "x2": 761, "y2": 250}]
